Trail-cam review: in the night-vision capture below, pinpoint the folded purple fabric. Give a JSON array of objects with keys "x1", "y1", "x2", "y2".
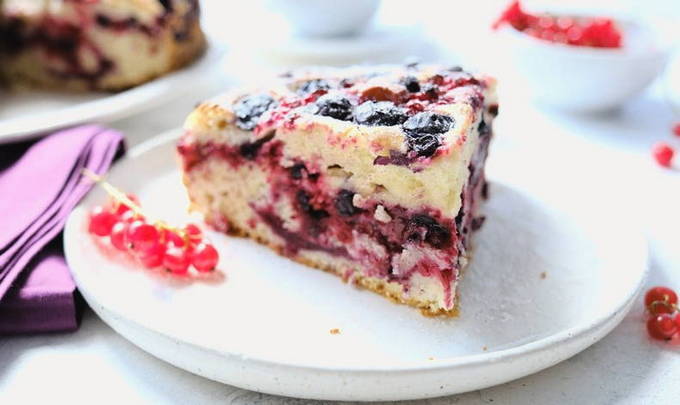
[
  {"x1": 0, "y1": 126, "x2": 124, "y2": 334},
  {"x1": 0, "y1": 237, "x2": 83, "y2": 334}
]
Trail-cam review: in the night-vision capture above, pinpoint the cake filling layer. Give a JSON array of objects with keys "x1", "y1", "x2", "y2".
[{"x1": 177, "y1": 130, "x2": 490, "y2": 309}]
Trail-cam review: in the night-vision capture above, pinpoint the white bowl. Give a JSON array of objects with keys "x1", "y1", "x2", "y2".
[
  {"x1": 494, "y1": 18, "x2": 671, "y2": 112},
  {"x1": 267, "y1": 0, "x2": 381, "y2": 38}
]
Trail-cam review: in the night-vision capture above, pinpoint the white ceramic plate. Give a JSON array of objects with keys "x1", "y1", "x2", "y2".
[
  {"x1": 64, "y1": 130, "x2": 648, "y2": 402},
  {"x1": 0, "y1": 44, "x2": 223, "y2": 144}
]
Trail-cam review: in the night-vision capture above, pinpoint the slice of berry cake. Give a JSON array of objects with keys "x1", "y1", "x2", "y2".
[
  {"x1": 177, "y1": 64, "x2": 498, "y2": 316},
  {"x1": 0, "y1": 0, "x2": 205, "y2": 91}
]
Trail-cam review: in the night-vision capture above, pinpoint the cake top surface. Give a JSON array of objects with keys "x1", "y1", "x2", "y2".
[
  {"x1": 182, "y1": 64, "x2": 497, "y2": 215},
  {"x1": 195, "y1": 64, "x2": 496, "y2": 163}
]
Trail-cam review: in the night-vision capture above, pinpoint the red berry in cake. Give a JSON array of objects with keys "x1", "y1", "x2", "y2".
[
  {"x1": 126, "y1": 220, "x2": 160, "y2": 252},
  {"x1": 163, "y1": 245, "x2": 191, "y2": 274},
  {"x1": 88, "y1": 205, "x2": 118, "y2": 236},
  {"x1": 354, "y1": 101, "x2": 408, "y2": 126},
  {"x1": 647, "y1": 313, "x2": 678, "y2": 341},
  {"x1": 191, "y1": 242, "x2": 219, "y2": 272},
  {"x1": 645, "y1": 286, "x2": 678, "y2": 315},
  {"x1": 673, "y1": 123, "x2": 680, "y2": 137},
  {"x1": 110, "y1": 221, "x2": 129, "y2": 251},
  {"x1": 652, "y1": 142, "x2": 674, "y2": 168}
]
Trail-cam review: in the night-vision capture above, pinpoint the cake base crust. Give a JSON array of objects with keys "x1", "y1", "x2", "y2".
[{"x1": 221, "y1": 215, "x2": 461, "y2": 317}]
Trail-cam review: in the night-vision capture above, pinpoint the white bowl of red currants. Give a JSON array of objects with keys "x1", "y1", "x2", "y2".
[{"x1": 492, "y1": 1, "x2": 672, "y2": 112}]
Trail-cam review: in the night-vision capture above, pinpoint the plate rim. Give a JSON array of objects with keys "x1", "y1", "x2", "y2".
[{"x1": 64, "y1": 128, "x2": 650, "y2": 374}]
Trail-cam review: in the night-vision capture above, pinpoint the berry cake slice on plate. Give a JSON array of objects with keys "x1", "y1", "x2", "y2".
[
  {"x1": 177, "y1": 64, "x2": 498, "y2": 316},
  {"x1": 0, "y1": 0, "x2": 205, "y2": 91}
]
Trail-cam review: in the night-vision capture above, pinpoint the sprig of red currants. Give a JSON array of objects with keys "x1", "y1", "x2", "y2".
[
  {"x1": 84, "y1": 169, "x2": 219, "y2": 275},
  {"x1": 644, "y1": 286, "x2": 680, "y2": 343}
]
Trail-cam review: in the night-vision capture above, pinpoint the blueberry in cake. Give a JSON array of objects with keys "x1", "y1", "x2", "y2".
[
  {"x1": 177, "y1": 64, "x2": 498, "y2": 316},
  {"x1": 0, "y1": 0, "x2": 205, "y2": 91}
]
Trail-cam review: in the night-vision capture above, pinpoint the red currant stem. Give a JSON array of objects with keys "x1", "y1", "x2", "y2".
[
  {"x1": 83, "y1": 169, "x2": 145, "y2": 216},
  {"x1": 82, "y1": 169, "x2": 191, "y2": 242},
  {"x1": 648, "y1": 300, "x2": 678, "y2": 313}
]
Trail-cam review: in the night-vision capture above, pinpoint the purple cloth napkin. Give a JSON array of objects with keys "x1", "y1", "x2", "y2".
[{"x1": 0, "y1": 125, "x2": 124, "y2": 334}]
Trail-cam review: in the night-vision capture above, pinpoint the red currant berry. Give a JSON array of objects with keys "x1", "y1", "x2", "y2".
[
  {"x1": 127, "y1": 220, "x2": 160, "y2": 252},
  {"x1": 191, "y1": 243, "x2": 219, "y2": 272},
  {"x1": 162, "y1": 229, "x2": 186, "y2": 248},
  {"x1": 647, "y1": 313, "x2": 678, "y2": 341},
  {"x1": 183, "y1": 224, "x2": 203, "y2": 244},
  {"x1": 645, "y1": 286, "x2": 678, "y2": 315},
  {"x1": 110, "y1": 222, "x2": 129, "y2": 251},
  {"x1": 88, "y1": 205, "x2": 118, "y2": 236},
  {"x1": 652, "y1": 142, "x2": 674, "y2": 168},
  {"x1": 674, "y1": 312, "x2": 680, "y2": 328},
  {"x1": 163, "y1": 245, "x2": 190, "y2": 274},
  {"x1": 673, "y1": 123, "x2": 680, "y2": 137},
  {"x1": 138, "y1": 243, "x2": 167, "y2": 268}
]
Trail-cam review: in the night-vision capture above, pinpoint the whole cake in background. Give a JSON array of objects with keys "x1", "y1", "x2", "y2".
[
  {"x1": 0, "y1": 0, "x2": 205, "y2": 91},
  {"x1": 177, "y1": 64, "x2": 497, "y2": 316}
]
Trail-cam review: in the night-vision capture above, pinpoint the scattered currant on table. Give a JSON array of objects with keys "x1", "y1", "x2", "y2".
[
  {"x1": 84, "y1": 169, "x2": 219, "y2": 275},
  {"x1": 644, "y1": 286, "x2": 680, "y2": 343},
  {"x1": 652, "y1": 142, "x2": 675, "y2": 168}
]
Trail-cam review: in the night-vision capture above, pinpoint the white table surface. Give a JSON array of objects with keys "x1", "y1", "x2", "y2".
[{"x1": 2, "y1": 1, "x2": 680, "y2": 403}]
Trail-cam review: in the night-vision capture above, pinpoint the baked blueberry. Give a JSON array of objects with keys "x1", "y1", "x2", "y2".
[
  {"x1": 335, "y1": 190, "x2": 358, "y2": 216},
  {"x1": 402, "y1": 112, "x2": 454, "y2": 157},
  {"x1": 233, "y1": 94, "x2": 277, "y2": 131},
  {"x1": 406, "y1": 134, "x2": 441, "y2": 157},
  {"x1": 403, "y1": 112, "x2": 454, "y2": 135},
  {"x1": 290, "y1": 163, "x2": 307, "y2": 180},
  {"x1": 421, "y1": 83, "x2": 439, "y2": 99},
  {"x1": 354, "y1": 101, "x2": 408, "y2": 126},
  {"x1": 296, "y1": 190, "x2": 329, "y2": 220},
  {"x1": 405, "y1": 214, "x2": 451, "y2": 248},
  {"x1": 158, "y1": 0, "x2": 173, "y2": 11},
  {"x1": 298, "y1": 79, "x2": 331, "y2": 95},
  {"x1": 313, "y1": 93, "x2": 353, "y2": 121},
  {"x1": 403, "y1": 76, "x2": 421, "y2": 93}
]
